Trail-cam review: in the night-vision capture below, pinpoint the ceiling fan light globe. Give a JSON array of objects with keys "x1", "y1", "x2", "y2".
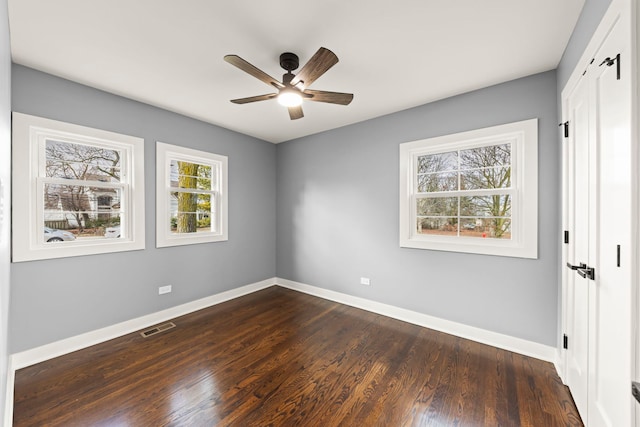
[{"x1": 278, "y1": 91, "x2": 303, "y2": 107}]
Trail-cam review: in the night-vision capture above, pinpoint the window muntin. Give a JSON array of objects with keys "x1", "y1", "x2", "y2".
[
  {"x1": 156, "y1": 142, "x2": 228, "y2": 247},
  {"x1": 12, "y1": 113, "x2": 145, "y2": 262},
  {"x1": 399, "y1": 119, "x2": 537, "y2": 258}
]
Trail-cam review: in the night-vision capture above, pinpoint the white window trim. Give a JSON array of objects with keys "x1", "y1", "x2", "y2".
[
  {"x1": 399, "y1": 119, "x2": 538, "y2": 258},
  {"x1": 12, "y1": 112, "x2": 145, "y2": 262},
  {"x1": 156, "y1": 142, "x2": 228, "y2": 248}
]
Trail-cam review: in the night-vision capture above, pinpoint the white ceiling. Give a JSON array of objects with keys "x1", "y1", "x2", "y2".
[{"x1": 8, "y1": 0, "x2": 584, "y2": 143}]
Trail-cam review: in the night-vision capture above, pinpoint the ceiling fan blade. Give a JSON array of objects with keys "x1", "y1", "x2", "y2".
[
  {"x1": 288, "y1": 105, "x2": 304, "y2": 120},
  {"x1": 290, "y1": 47, "x2": 338, "y2": 89},
  {"x1": 304, "y1": 89, "x2": 353, "y2": 105},
  {"x1": 224, "y1": 55, "x2": 284, "y2": 90},
  {"x1": 230, "y1": 93, "x2": 278, "y2": 104}
]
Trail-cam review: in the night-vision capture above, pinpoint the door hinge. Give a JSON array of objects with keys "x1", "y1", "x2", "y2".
[
  {"x1": 564, "y1": 230, "x2": 569, "y2": 244},
  {"x1": 599, "y1": 53, "x2": 621, "y2": 80},
  {"x1": 559, "y1": 121, "x2": 569, "y2": 138},
  {"x1": 563, "y1": 334, "x2": 568, "y2": 350}
]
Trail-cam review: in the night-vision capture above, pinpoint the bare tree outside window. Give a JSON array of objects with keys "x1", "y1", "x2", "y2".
[{"x1": 416, "y1": 142, "x2": 512, "y2": 239}]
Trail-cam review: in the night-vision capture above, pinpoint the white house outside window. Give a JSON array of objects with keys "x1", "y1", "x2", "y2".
[
  {"x1": 156, "y1": 142, "x2": 228, "y2": 247},
  {"x1": 399, "y1": 119, "x2": 538, "y2": 258}
]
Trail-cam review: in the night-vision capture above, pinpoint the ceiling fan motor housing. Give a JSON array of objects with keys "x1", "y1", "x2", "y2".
[{"x1": 279, "y1": 52, "x2": 299, "y2": 72}]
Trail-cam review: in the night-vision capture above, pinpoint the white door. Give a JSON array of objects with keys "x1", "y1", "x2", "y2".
[
  {"x1": 587, "y1": 14, "x2": 632, "y2": 426},
  {"x1": 562, "y1": 3, "x2": 633, "y2": 426}
]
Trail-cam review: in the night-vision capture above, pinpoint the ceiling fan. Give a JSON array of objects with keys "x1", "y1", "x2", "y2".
[{"x1": 224, "y1": 47, "x2": 353, "y2": 120}]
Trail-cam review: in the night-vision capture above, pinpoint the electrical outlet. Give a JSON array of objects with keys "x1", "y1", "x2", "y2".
[
  {"x1": 360, "y1": 277, "x2": 371, "y2": 286},
  {"x1": 158, "y1": 285, "x2": 172, "y2": 295}
]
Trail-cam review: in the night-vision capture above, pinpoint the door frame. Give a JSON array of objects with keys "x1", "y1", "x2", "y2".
[
  {"x1": 561, "y1": 67, "x2": 592, "y2": 420},
  {"x1": 634, "y1": 0, "x2": 639, "y2": 423}
]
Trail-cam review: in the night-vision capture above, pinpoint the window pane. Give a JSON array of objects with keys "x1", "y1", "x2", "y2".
[
  {"x1": 417, "y1": 151, "x2": 458, "y2": 174},
  {"x1": 460, "y1": 167, "x2": 511, "y2": 190},
  {"x1": 417, "y1": 172, "x2": 458, "y2": 192},
  {"x1": 459, "y1": 218, "x2": 511, "y2": 239},
  {"x1": 43, "y1": 183, "x2": 122, "y2": 240},
  {"x1": 459, "y1": 142, "x2": 511, "y2": 170},
  {"x1": 45, "y1": 140, "x2": 121, "y2": 183},
  {"x1": 170, "y1": 192, "x2": 213, "y2": 234},
  {"x1": 461, "y1": 195, "x2": 511, "y2": 217},
  {"x1": 417, "y1": 217, "x2": 458, "y2": 236},
  {"x1": 170, "y1": 160, "x2": 213, "y2": 190},
  {"x1": 417, "y1": 197, "x2": 458, "y2": 216},
  {"x1": 171, "y1": 212, "x2": 197, "y2": 234}
]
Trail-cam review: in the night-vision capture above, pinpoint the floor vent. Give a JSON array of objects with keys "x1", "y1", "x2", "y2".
[{"x1": 140, "y1": 322, "x2": 176, "y2": 338}]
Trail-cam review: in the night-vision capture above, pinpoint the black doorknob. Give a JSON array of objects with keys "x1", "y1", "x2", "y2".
[{"x1": 566, "y1": 262, "x2": 586, "y2": 271}]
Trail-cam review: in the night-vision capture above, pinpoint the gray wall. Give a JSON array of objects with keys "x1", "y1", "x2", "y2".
[
  {"x1": 1, "y1": 0, "x2": 11, "y2": 420},
  {"x1": 277, "y1": 71, "x2": 559, "y2": 346},
  {"x1": 10, "y1": 65, "x2": 277, "y2": 353}
]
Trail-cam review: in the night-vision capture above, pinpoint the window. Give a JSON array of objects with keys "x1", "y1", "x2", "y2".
[
  {"x1": 156, "y1": 142, "x2": 228, "y2": 247},
  {"x1": 12, "y1": 112, "x2": 145, "y2": 262},
  {"x1": 399, "y1": 119, "x2": 537, "y2": 258}
]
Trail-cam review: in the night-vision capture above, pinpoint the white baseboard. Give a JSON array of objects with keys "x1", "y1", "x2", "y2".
[
  {"x1": 554, "y1": 348, "x2": 566, "y2": 384},
  {"x1": 10, "y1": 277, "x2": 276, "y2": 371},
  {"x1": 275, "y1": 277, "x2": 558, "y2": 363}
]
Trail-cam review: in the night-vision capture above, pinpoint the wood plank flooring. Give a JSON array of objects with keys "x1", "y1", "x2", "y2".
[{"x1": 13, "y1": 286, "x2": 582, "y2": 426}]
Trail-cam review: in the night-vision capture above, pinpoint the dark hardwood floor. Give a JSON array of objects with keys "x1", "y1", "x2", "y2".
[{"x1": 13, "y1": 286, "x2": 582, "y2": 426}]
